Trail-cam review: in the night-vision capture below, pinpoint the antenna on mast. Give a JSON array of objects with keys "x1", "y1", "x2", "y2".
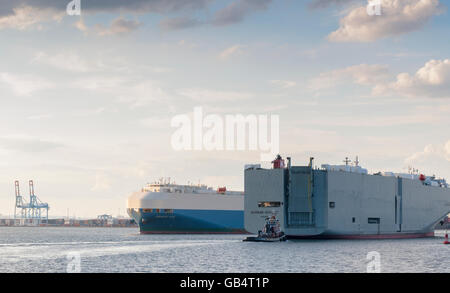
[
  {"x1": 343, "y1": 157, "x2": 351, "y2": 166},
  {"x1": 354, "y1": 156, "x2": 360, "y2": 167}
]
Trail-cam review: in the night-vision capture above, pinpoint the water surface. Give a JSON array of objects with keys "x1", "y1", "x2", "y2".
[{"x1": 0, "y1": 227, "x2": 448, "y2": 273}]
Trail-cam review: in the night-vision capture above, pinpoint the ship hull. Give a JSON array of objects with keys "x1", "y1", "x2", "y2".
[
  {"x1": 287, "y1": 232, "x2": 434, "y2": 240},
  {"x1": 129, "y1": 208, "x2": 245, "y2": 234}
]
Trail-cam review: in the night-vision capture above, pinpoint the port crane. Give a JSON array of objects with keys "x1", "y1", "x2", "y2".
[{"x1": 14, "y1": 180, "x2": 49, "y2": 226}]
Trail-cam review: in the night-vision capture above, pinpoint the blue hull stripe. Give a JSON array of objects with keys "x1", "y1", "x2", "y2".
[{"x1": 132, "y1": 209, "x2": 244, "y2": 232}]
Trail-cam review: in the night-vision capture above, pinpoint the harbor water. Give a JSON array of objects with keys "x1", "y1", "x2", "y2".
[{"x1": 0, "y1": 227, "x2": 448, "y2": 273}]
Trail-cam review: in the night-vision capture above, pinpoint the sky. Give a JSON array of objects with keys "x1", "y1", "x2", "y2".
[{"x1": 0, "y1": 0, "x2": 449, "y2": 218}]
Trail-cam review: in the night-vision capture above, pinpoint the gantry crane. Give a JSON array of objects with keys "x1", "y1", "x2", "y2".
[{"x1": 14, "y1": 180, "x2": 49, "y2": 226}]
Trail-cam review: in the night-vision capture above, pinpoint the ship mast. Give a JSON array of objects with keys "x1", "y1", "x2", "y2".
[{"x1": 343, "y1": 157, "x2": 351, "y2": 166}]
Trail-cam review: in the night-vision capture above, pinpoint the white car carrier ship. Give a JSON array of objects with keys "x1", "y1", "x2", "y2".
[{"x1": 128, "y1": 179, "x2": 245, "y2": 234}]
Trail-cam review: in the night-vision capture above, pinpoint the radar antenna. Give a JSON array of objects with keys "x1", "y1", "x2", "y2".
[{"x1": 343, "y1": 157, "x2": 351, "y2": 166}]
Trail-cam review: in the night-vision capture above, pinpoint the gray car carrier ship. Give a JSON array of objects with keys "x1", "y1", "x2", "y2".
[{"x1": 244, "y1": 156, "x2": 450, "y2": 239}]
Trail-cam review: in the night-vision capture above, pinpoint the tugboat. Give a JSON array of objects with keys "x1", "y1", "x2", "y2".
[{"x1": 244, "y1": 215, "x2": 287, "y2": 242}]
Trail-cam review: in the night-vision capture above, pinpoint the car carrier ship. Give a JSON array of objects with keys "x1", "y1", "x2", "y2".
[
  {"x1": 244, "y1": 156, "x2": 450, "y2": 239},
  {"x1": 127, "y1": 179, "x2": 245, "y2": 234}
]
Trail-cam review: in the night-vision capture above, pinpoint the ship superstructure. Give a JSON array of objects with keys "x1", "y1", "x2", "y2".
[
  {"x1": 244, "y1": 156, "x2": 450, "y2": 239},
  {"x1": 127, "y1": 179, "x2": 245, "y2": 234}
]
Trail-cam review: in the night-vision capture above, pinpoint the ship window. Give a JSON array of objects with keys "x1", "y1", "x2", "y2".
[
  {"x1": 329, "y1": 202, "x2": 335, "y2": 209},
  {"x1": 258, "y1": 201, "x2": 281, "y2": 208},
  {"x1": 368, "y1": 218, "x2": 380, "y2": 224},
  {"x1": 352, "y1": 217, "x2": 355, "y2": 223}
]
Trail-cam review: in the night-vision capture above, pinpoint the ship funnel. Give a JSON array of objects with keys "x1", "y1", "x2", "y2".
[{"x1": 272, "y1": 155, "x2": 285, "y2": 169}]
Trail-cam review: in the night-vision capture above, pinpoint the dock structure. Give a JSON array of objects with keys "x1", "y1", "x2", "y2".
[{"x1": 14, "y1": 180, "x2": 49, "y2": 226}]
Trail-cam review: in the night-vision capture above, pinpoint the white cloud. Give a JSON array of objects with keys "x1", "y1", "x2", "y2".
[
  {"x1": 373, "y1": 59, "x2": 450, "y2": 98},
  {"x1": 73, "y1": 76, "x2": 126, "y2": 91},
  {"x1": 328, "y1": 0, "x2": 443, "y2": 42},
  {"x1": 311, "y1": 59, "x2": 450, "y2": 99},
  {"x1": 27, "y1": 114, "x2": 52, "y2": 120},
  {"x1": 0, "y1": 72, "x2": 54, "y2": 96},
  {"x1": 270, "y1": 80, "x2": 297, "y2": 89},
  {"x1": 309, "y1": 64, "x2": 389, "y2": 91},
  {"x1": 0, "y1": 5, "x2": 63, "y2": 30},
  {"x1": 75, "y1": 17, "x2": 142, "y2": 36},
  {"x1": 178, "y1": 88, "x2": 253, "y2": 102},
  {"x1": 140, "y1": 117, "x2": 171, "y2": 129},
  {"x1": 71, "y1": 74, "x2": 171, "y2": 108},
  {"x1": 33, "y1": 51, "x2": 92, "y2": 72},
  {"x1": 219, "y1": 45, "x2": 246, "y2": 59},
  {"x1": 406, "y1": 140, "x2": 450, "y2": 163},
  {"x1": 91, "y1": 173, "x2": 111, "y2": 191},
  {"x1": 0, "y1": 136, "x2": 64, "y2": 153},
  {"x1": 116, "y1": 80, "x2": 170, "y2": 108},
  {"x1": 404, "y1": 140, "x2": 450, "y2": 179},
  {"x1": 74, "y1": 18, "x2": 88, "y2": 32}
]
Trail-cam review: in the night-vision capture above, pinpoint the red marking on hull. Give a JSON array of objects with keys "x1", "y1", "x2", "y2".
[
  {"x1": 288, "y1": 232, "x2": 435, "y2": 240},
  {"x1": 140, "y1": 230, "x2": 249, "y2": 235}
]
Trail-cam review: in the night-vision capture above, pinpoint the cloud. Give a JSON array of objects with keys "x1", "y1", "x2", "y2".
[
  {"x1": 406, "y1": 140, "x2": 450, "y2": 163},
  {"x1": 212, "y1": 0, "x2": 272, "y2": 26},
  {"x1": 404, "y1": 140, "x2": 450, "y2": 179},
  {"x1": 0, "y1": 72, "x2": 54, "y2": 96},
  {"x1": 118, "y1": 81, "x2": 170, "y2": 108},
  {"x1": 178, "y1": 88, "x2": 253, "y2": 102},
  {"x1": 328, "y1": 0, "x2": 443, "y2": 42},
  {"x1": 76, "y1": 17, "x2": 142, "y2": 36},
  {"x1": 0, "y1": 0, "x2": 271, "y2": 31},
  {"x1": 27, "y1": 114, "x2": 52, "y2": 120},
  {"x1": 159, "y1": 16, "x2": 202, "y2": 31},
  {"x1": 70, "y1": 73, "x2": 172, "y2": 109},
  {"x1": 311, "y1": 59, "x2": 450, "y2": 99},
  {"x1": 74, "y1": 18, "x2": 88, "y2": 32},
  {"x1": 0, "y1": 0, "x2": 212, "y2": 17},
  {"x1": 91, "y1": 173, "x2": 111, "y2": 191},
  {"x1": 308, "y1": 0, "x2": 358, "y2": 9},
  {"x1": 270, "y1": 80, "x2": 297, "y2": 89},
  {"x1": 140, "y1": 117, "x2": 171, "y2": 129},
  {"x1": 0, "y1": 5, "x2": 63, "y2": 30},
  {"x1": 0, "y1": 0, "x2": 209, "y2": 31},
  {"x1": 0, "y1": 136, "x2": 64, "y2": 153},
  {"x1": 373, "y1": 59, "x2": 450, "y2": 98},
  {"x1": 219, "y1": 44, "x2": 246, "y2": 59},
  {"x1": 33, "y1": 51, "x2": 92, "y2": 72},
  {"x1": 309, "y1": 64, "x2": 389, "y2": 91},
  {"x1": 159, "y1": 0, "x2": 272, "y2": 31},
  {"x1": 96, "y1": 17, "x2": 141, "y2": 36}
]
